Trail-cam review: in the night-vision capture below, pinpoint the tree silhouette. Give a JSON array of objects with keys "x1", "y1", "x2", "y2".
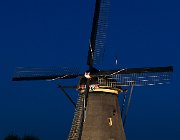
[
  {"x1": 4, "y1": 134, "x2": 40, "y2": 140},
  {"x1": 4, "y1": 134, "x2": 21, "y2": 140},
  {"x1": 22, "y1": 135, "x2": 40, "y2": 140}
]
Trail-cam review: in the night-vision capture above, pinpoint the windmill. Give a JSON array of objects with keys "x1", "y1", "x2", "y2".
[{"x1": 12, "y1": 0, "x2": 173, "y2": 140}]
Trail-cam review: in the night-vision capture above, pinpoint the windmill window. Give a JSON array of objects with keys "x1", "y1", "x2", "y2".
[
  {"x1": 108, "y1": 117, "x2": 112, "y2": 126},
  {"x1": 113, "y1": 109, "x2": 116, "y2": 115}
]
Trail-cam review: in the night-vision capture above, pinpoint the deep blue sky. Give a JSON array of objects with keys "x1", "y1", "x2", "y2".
[{"x1": 0, "y1": 0, "x2": 179, "y2": 139}]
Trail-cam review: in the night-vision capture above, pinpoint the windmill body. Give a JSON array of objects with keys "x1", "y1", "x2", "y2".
[
  {"x1": 80, "y1": 92, "x2": 126, "y2": 140},
  {"x1": 67, "y1": 76, "x2": 126, "y2": 140},
  {"x1": 12, "y1": 0, "x2": 173, "y2": 140}
]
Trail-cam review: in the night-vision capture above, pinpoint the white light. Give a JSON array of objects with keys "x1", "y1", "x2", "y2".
[
  {"x1": 84, "y1": 72, "x2": 91, "y2": 79},
  {"x1": 148, "y1": 83, "x2": 155, "y2": 86},
  {"x1": 149, "y1": 75, "x2": 158, "y2": 78},
  {"x1": 141, "y1": 79, "x2": 148, "y2": 82}
]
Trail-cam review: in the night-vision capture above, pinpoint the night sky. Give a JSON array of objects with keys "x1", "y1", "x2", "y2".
[{"x1": 0, "y1": 0, "x2": 179, "y2": 140}]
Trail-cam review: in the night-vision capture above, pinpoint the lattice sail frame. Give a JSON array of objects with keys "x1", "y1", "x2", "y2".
[
  {"x1": 97, "y1": 71, "x2": 172, "y2": 87},
  {"x1": 13, "y1": 67, "x2": 80, "y2": 81},
  {"x1": 92, "y1": 66, "x2": 173, "y2": 87},
  {"x1": 87, "y1": 0, "x2": 110, "y2": 67},
  {"x1": 93, "y1": 0, "x2": 110, "y2": 66}
]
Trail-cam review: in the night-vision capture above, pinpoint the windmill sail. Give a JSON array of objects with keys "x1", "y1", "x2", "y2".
[
  {"x1": 87, "y1": 0, "x2": 110, "y2": 68},
  {"x1": 93, "y1": 66, "x2": 173, "y2": 86},
  {"x1": 12, "y1": 67, "x2": 81, "y2": 81}
]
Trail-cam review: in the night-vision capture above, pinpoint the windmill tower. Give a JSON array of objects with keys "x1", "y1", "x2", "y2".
[{"x1": 12, "y1": 0, "x2": 173, "y2": 140}]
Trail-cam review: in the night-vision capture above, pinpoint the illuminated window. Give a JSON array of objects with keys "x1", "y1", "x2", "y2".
[{"x1": 108, "y1": 118, "x2": 112, "y2": 126}]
